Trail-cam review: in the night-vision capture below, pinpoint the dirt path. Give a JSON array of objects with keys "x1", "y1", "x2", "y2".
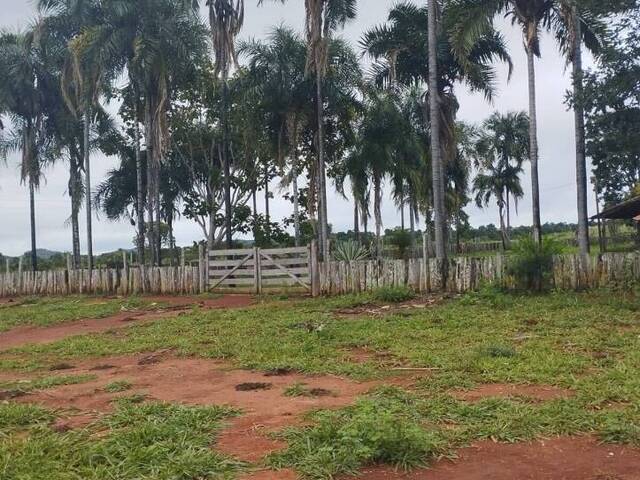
[
  {"x1": 352, "y1": 437, "x2": 640, "y2": 480},
  {"x1": 0, "y1": 295, "x2": 253, "y2": 351},
  {"x1": 20, "y1": 354, "x2": 385, "y2": 464}
]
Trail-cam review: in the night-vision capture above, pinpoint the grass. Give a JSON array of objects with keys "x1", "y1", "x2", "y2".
[
  {"x1": 103, "y1": 380, "x2": 133, "y2": 393},
  {"x1": 0, "y1": 296, "x2": 165, "y2": 332},
  {"x1": 0, "y1": 374, "x2": 96, "y2": 397},
  {"x1": 372, "y1": 285, "x2": 416, "y2": 303},
  {"x1": 0, "y1": 398, "x2": 241, "y2": 480},
  {"x1": 1, "y1": 288, "x2": 640, "y2": 477}
]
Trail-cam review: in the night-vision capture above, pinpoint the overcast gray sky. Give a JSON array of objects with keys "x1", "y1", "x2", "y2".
[{"x1": 0, "y1": 0, "x2": 594, "y2": 256}]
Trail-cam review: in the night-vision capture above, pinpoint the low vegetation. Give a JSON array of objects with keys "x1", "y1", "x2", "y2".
[
  {"x1": 0, "y1": 289, "x2": 639, "y2": 478},
  {"x1": 0, "y1": 297, "x2": 162, "y2": 332}
]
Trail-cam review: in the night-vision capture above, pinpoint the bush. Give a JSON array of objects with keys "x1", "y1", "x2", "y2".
[
  {"x1": 333, "y1": 241, "x2": 370, "y2": 262},
  {"x1": 372, "y1": 286, "x2": 416, "y2": 303},
  {"x1": 508, "y1": 237, "x2": 564, "y2": 291}
]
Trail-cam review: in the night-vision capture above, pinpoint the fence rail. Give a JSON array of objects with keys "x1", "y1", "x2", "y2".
[{"x1": 1, "y1": 252, "x2": 639, "y2": 298}]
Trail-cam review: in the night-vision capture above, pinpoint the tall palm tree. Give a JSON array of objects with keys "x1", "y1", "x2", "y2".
[
  {"x1": 363, "y1": 1, "x2": 512, "y2": 259},
  {"x1": 473, "y1": 159, "x2": 524, "y2": 249},
  {"x1": 0, "y1": 30, "x2": 58, "y2": 271},
  {"x1": 427, "y1": 0, "x2": 447, "y2": 260},
  {"x1": 260, "y1": 0, "x2": 357, "y2": 259},
  {"x1": 205, "y1": 0, "x2": 245, "y2": 249},
  {"x1": 477, "y1": 111, "x2": 529, "y2": 231},
  {"x1": 448, "y1": 0, "x2": 602, "y2": 248}
]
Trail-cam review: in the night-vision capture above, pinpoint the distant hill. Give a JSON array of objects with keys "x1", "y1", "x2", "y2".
[{"x1": 22, "y1": 249, "x2": 65, "y2": 260}]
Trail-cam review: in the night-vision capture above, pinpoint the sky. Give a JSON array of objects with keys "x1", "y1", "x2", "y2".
[{"x1": 0, "y1": 0, "x2": 596, "y2": 256}]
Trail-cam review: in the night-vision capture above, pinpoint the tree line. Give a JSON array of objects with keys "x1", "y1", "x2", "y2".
[{"x1": 1, "y1": 0, "x2": 638, "y2": 271}]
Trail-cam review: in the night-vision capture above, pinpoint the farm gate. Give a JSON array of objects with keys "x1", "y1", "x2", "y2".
[{"x1": 208, "y1": 244, "x2": 319, "y2": 295}]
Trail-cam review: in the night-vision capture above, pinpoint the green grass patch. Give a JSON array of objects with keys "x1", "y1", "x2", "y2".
[
  {"x1": 0, "y1": 374, "x2": 96, "y2": 398},
  {"x1": 372, "y1": 285, "x2": 416, "y2": 303},
  {"x1": 0, "y1": 399, "x2": 242, "y2": 480},
  {"x1": 103, "y1": 380, "x2": 133, "y2": 393},
  {"x1": 0, "y1": 296, "x2": 165, "y2": 332}
]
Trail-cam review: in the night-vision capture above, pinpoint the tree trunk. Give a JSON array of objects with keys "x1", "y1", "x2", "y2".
[
  {"x1": 354, "y1": 201, "x2": 360, "y2": 242},
  {"x1": 498, "y1": 201, "x2": 508, "y2": 251},
  {"x1": 506, "y1": 188, "x2": 511, "y2": 232},
  {"x1": 316, "y1": 67, "x2": 329, "y2": 261},
  {"x1": 594, "y1": 180, "x2": 604, "y2": 253},
  {"x1": 427, "y1": 0, "x2": 447, "y2": 260},
  {"x1": 409, "y1": 202, "x2": 416, "y2": 257},
  {"x1": 134, "y1": 105, "x2": 145, "y2": 266},
  {"x1": 222, "y1": 78, "x2": 233, "y2": 249},
  {"x1": 83, "y1": 108, "x2": 93, "y2": 272},
  {"x1": 144, "y1": 99, "x2": 156, "y2": 265},
  {"x1": 264, "y1": 165, "x2": 270, "y2": 225},
  {"x1": 375, "y1": 179, "x2": 383, "y2": 259},
  {"x1": 29, "y1": 180, "x2": 37, "y2": 272},
  {"x1": 292, "y1": 165, "x2": 301, "y2": 247},
  {"x1": 572, "y1": 7, "x2": 590, "y2": 256},
  {"x1": 526, "y1": 47, "x2": 543, "y2": 245},
  {"x1": 69, "y1": 155, "x2": 81, "y2": 269},
  {"x1": 154, "y1": 162, "x2": 161, "y2": 266},
  {"x1": 400, "y1": 198, "x2": 405, "y2": 230}
]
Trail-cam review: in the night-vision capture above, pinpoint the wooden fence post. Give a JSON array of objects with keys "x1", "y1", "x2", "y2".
[
  {"x1": 254, "y1": 247, "x2": 262, "y2": 295},
  {"x1": 5, "y1": 258, "x2": 9, "y2": 275},
  {"x1": 422, "y1": 232, "x2": 430, "y2": 293},
  {"x1": 122, "y1": 250, "x2": 129, "y2": 295},
  {"x1": 198, "y1": 244, "x2": 206, "y2": 294},
  {"x1": 181, "y1": 247, "x2": 186, "y2": 268},
  {"x1": 310, "y1": 240, "x2": 320, "y2": 297}
]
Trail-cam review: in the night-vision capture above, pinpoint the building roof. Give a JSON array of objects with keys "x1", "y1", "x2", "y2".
[{"x1": 597, "y1": 196, "x2": 640, "y2": 220}]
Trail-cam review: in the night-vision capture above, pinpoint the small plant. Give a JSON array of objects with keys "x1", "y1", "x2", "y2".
[
  {"x1": 284, "y1": 382, "x2": 308, "y2": 397},
  {"x1": 372, "y1": 285, "x2": 416, "y2": 303},
  {"x1": 484, "y1": 344, "x2": 517, "y2": 358},
  {"x1": 333, "y1": 241, "x2": 370, "y2": 263},
  {"x1": 508, "y1": 237, "x2": 563, "y2": 291},
  {"x1": 104, "y1": 380, "x2": 133, "y2": 393}
]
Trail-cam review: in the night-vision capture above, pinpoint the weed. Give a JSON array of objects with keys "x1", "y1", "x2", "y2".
[
  {"x1": 104, "y1": 380, "x2": 133, "y2": 393},
  {"x1": 372, "y1": 286, "x2": 416, "y2": 303}
]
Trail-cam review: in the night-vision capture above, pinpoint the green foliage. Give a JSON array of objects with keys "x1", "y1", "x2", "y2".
[
  {"x1": 103, "y1": 380, "x2": 133, "y2": 393},
  {"x1": 508, "y1": 237, "x2": 564, "y2": 291},
  {"x1": 269, "y1": 396, "x2": 446, "y2": 478},
  {"x1": 0, "y1": 400, "x2": 241, "y2": 480},
  {"x1": 0, "y1": 296, "x2": 163, "y2": 332},
  {"x1": 385, "y1": 228, "x2": 413, "y2": 259},
  {"x1": 0, "y1": 374, "x2": 96, "y2": 396},
  {"x1": 372, "y1": 285, "x2": 416, "y2": 303},
  {"x1": 333, "y1": 241, "x2": 370, "y2": 262}
]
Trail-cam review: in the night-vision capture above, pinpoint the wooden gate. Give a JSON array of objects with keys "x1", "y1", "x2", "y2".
[{"x1": 208, "y1": 244, "x2": 318, "y2": 295}]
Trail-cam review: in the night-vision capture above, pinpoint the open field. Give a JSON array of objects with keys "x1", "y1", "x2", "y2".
[{"x1": 1, "y1": 289, "x2": 640, "y2": 479}]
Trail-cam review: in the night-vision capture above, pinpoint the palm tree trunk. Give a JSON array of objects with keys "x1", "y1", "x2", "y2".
[
  {"x1": 154, "y1": 167, "x2": 161, "y2": 266},
  {"x1": 375, "y1": 179, "x2": 383, "y2": 259},
  {"x1": 400, "y1": 198, "x2": 405, "y2": 230},
  {"x1": 526, "y1": 47, "x2": 543, "y2": 245},
  {"x1": 316, "y1": 67, "x2": 329, "y2": 261},
  {"x1": 506, "y1": 188, "x2": 511, "y2": 232},
  {"x1": 292, "y1": 165, "x2": 301, "y2": 247},
  {"x1": 222, "y1": 78, "x2": 233, "y2": 249},
  {"x1": 29, "y1": 179, "x2": 37, "y2": 272},
  {"x1": 572, "y1": 7, "x2": 590, "y2": 256},
  {"x1": 354, "y1": 201, "x2": 360, "y2": 242},
  {"x1": 498, "y1": 201, "x2": 508, "y2": 251},
  {"x1": 144, "y1": 99, "x2": 156, "y2": 265},
  {"x1": 264, "y1": 165, "x2": 270, "y2": 225},
  {"x1": 69, "y1": 155, "x2": 81, "y2": 269},
  {"x1": 427, "y1": 0, "x2": 447, "y2": 260},
  {"x1": 134, "y1": 97, "x2": 145, "y2": 266},
  {"x1": 83, "y1": 108, "x2": 93, "y2": 272},
  {"x1": 409, "y1": 202, "x2": 416, "y2": 257}
]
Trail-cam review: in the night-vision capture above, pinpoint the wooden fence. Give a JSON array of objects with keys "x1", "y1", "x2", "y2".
[{"x1": 1, "y1": 252, "x2": 639, "y2": 298}]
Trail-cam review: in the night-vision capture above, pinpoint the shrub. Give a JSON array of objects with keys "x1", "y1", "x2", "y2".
[
  {"x1": 372, "y1": 285, "x2": 415, "y2": 303},
  {"x1": 386, "y1": 228, "x2": 413, "y2": 259},
  {"x1": 508, "y1": 237, "x2": 564, "y2": 291},
  {"x1": 333, "y1": 241, "x2": 371, "y2": 262}
]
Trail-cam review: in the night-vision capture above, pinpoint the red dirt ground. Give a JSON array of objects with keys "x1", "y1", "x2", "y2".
[
  {"x1": 238, "y1": 469, "x2": 298, "y2": 480},
  {"x1": 0, "y1": 295, "x2": 253, "y2": 351},
  {"x1": 452, "y1": 383, "x2": 573, "y2": 402},
  {"x1": 351, "y1": 437, "x2": 640, "y2": 480},
  {"x1": 20, "y1": 354, "x2": 383, "y2": 463}
]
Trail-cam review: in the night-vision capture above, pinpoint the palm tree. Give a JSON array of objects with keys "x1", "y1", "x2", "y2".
[
  {"x1": 477, "y1": 111, "x2": 529, "y2": 231},
  {"x1": 448, "y1": 0, "x2": 602, "y2": 248},
  {"x1": 205, "y1": 0, "x2": 245, "y2": 249},
  {"x1": 0, "y1": 30, "x2": 58, "y2": 271},
  {"x1": 77, "y1": 0, "x2": 207, "y2": 264},
  {"x1": 260, "y1": 0, "x2": 357, "y2": 259},
  {"x1": 362, "y1": 1, "x2": 511, "y2": 259},
  {"x1": 240, "y1": 27, "x2": 311, "y2": 247}
]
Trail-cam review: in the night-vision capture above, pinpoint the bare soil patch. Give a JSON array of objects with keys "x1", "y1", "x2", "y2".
[
  {"x1": 452, "y1": 383, "x2": 573, "y2": 402},
  {"x1": 350, "y1": 437, "x2": 640, "y2": 480},
  {"x1": 238, "y1": 469, "x2": 298, "y2": 480},
  {"x1": 0, "y1": 295, "x2": 254, "y2": 351},
  {"x1": 19, "y1": 354, "x2": 384, "y2": 463}
]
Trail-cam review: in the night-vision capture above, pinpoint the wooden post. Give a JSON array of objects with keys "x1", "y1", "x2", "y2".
[
  {"x1": 180, "y1": 247, "x2": 186, "y2": 268},
  {"x1": 310, "y1": 240, "x2": 320, "y2": 297},
  {"x1": 5, "y1": 258, "x2": 9, "y2": 275},
  {"x1": 422, "y1": 232, "x2": 430, "y2": 293},
  {"x1": 18, "y1": 257, "x2": 23, "y2": 295},
  {"x1": 254, "y1": 247, "x2": 262, "y2": 295},
  {"x1": 198, "y1": 244, "x2": 205, "y2": 294}
]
